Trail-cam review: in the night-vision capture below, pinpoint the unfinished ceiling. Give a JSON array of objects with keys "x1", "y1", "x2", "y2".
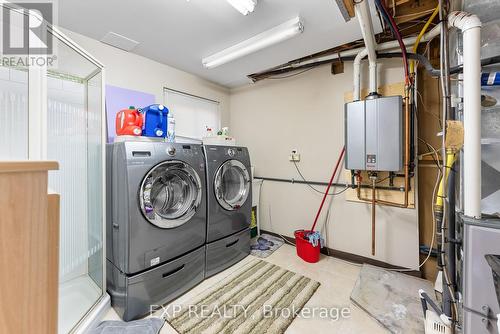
[{"x1": 57, "y1": 0, "x2": 382, "y2": 88}]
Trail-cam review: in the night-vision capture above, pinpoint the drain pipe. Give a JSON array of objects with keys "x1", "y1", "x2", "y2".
[
  {"x1": 448, "y1": 12, "x2": 482, "y2": 218},
  {"x1": 353, "y1": 0, "x2": 378, "y2": 100}
]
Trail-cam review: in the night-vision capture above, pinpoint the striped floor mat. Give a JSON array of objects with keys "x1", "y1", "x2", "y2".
[{"x1": 167, "y1": 259, "x2": 320, "y2": 334}]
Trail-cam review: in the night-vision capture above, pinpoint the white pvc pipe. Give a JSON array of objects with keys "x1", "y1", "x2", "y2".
[
  {"x1": 353, "y1": 49, "x2": 368, "y2": 101},
  {"x1": 354, "y1": 0, "x2": 378, "y2": 99},
  {"x1": 291, "y1": 24, "x2": 440, "y2": 75},
  {"x1": 350, "y1": 18, "x2": 441, "y2": 101},
  {"x1": 369, "y1": 62, "x2": 377, "y2": 94},
  {"x1": 448, "y1": 11, "x2": 482, "y2": 218},
  {"x1": 355, "y1": 0, "x2": 377, "y2": 63}
]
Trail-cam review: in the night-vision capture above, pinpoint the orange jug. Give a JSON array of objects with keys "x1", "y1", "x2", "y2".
[{"x1": 116, "y1": 106, "x2": 143, "y2": 136}]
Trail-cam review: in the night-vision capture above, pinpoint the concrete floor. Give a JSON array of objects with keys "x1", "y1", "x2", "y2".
[{"x1": 104, "y1": 244, "x2": 390, "y2": 333}]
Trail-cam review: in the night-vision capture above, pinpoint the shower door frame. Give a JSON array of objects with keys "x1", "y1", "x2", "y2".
[{"x1": 16, "y1": 8, "x2": 109, "y2": 332}]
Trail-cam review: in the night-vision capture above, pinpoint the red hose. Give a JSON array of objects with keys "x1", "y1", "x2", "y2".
[
  {"x1": 377, "y1": 0, "x2": 410, "y2": 84},
  {"x1": 310, "y1": 146, "x2": 346, "y2": 231}
]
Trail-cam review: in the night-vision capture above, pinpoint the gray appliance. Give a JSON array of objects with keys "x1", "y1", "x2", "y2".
[
  {"x1": 460, "y1": 215, "x2": 500, "y2": 333},
  {"x1": 204, "y1": 145, "x2": 252, "y2": 277},
  {"x1": 106, "y1": 141, "x2": 207, "y2": 321},
  {"x1": 345, "y1": 96, "x2": 403, "y2": 172}
]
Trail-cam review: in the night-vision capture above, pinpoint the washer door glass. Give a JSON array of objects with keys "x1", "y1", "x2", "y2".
[
  {"x1": 214, "y1": 160, "x2": 250, "y2": 211},
  {"x1": 140, "y1": 161, "x2": 202, "y2": 228}
]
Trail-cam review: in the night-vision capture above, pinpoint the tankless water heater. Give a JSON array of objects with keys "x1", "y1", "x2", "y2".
[{"x1": 344, "y1": 95, "x2": 403, "y2": 172}]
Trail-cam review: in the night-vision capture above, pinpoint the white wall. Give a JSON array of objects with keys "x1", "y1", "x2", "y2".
[
  {"x1": 61, "y1": 29, "x2": 231, "y2": 126},
  {"x1": 63, "y1": 27, "x2": 418, "y2": 268},
  {"x1": 229, "y1": 60, "x2": 419, "y2": 269}
]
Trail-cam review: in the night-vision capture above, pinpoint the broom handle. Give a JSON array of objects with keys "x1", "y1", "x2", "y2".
[{"x1": 310, "y1": 146, "x2": 345, "y2": 231}]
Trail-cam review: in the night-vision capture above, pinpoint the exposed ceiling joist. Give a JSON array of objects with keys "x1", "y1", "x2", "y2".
[{"x1": 248, "y1": 0, "x2": 439, "y2": 82}]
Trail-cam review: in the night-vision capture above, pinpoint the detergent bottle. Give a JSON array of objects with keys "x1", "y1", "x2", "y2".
[
  {"x1": 167, "y1": 111, "x2": 176, "y2": 142},
  {"x1": 142, "y1": 104, "x2": 168, "y2": 138},
  {"x1": 115, "y1": 106, "x2": 143, "y2": 136}
]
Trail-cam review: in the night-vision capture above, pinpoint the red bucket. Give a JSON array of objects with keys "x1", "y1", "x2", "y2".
[{"x1": 294, "y1": 230, "x2": 320, "y2": 263}]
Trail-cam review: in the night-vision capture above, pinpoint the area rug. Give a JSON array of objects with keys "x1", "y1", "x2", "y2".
[
  {"x1": 350, "y1": 264, "x2": 436, "y2": 334},
  {"x1": 166, "y1": 259, "x2": 320, "y2": 334},
  {"x1": 250, "y1": 234, "x2": 285, "y2": 258}
]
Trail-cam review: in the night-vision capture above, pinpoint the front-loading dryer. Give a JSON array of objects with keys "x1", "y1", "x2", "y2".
[
  {"x1": 204, "y1": 145, "x2": 252, "y2": 277},
  {"x1": 106, "y1": 141, "x2": 206, "y2": 320}
]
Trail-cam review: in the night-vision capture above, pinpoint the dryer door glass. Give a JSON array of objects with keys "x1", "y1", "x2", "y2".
[
  {"x1": 140, "y1": 161, "x2": 202, "y2": 228},
  {"x1": 214, "y1": 160, "x2": 250, "y2": 211}
]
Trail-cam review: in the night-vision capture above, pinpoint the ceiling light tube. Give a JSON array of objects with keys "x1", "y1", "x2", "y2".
[
  {"x1": 226, "y1": 0, "x2": 256, "y2": 15},
  {"x1": 202, "y1": 16, "x2": 304, "y2": 69}
]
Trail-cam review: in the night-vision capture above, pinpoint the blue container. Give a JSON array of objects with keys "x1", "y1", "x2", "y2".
[
  {"x1": 481, "y1": 72, "x2": 500, "y2": 86},
  {"x1": 142, "y1": 104, "x2": 168, "y2": 138}
]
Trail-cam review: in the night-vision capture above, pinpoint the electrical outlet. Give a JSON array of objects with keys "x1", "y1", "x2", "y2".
[{"x1": 289, "y1": 149, "x2": 300, "y2": 162}]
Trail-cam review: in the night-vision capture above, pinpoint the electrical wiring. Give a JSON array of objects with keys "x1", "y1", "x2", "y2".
[
  {"x1": 376, "y1": 175, "x2": 390, "y2": 184},
  {"x1": 394, "y1": 9, "x2": 436, "y2": 20},
  {"x1": 292, "y1": 160, "x2": 349, "y2": 196},
  {"x1": 410, "y1": 5, "x2": 440, "y2": 74},
  {"x1": 262, "y1": 180, "x2": 295, "y2": 246},
  {"x1": 374, "y1": 5, "x2": 386, "y2": 39},
  {"x1": 437, "y1": 0, "x2": 458, "y2": 322},
  {"x1": 416, "y1": 89, "x2": 442, "y2": 126},
  {"x1": 266, "y1": 67, "x2": 314, "y2": 80},
  {"x1": 374, "y1": 0, "x2": 410, "y2": 84},
  {"x1": 375, "y1": 0, "x2": 395, "y2": 38},
  {"x1": 420, "y1": 147, "x2": 443, "y2": 268},
  {"x1": 385, "y1": 171, "x2": 442, "y2": 273},
  {"x1": 399, "y1": 20, "x2": 434, "y2": 33},
  {"x1": 385, "y1": 147, "x2": 442, "y2": 273},
  {"x1": 268, "y1": 201, "x2": 363, "y2": 268},
  {"x1": 418, "y1": 138, "x2": 442, "y2": 169}
]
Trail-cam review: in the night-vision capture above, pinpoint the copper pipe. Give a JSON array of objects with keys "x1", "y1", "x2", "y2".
[
  {"x1": 371, "y1": 177, "x2": 376, "y2": 256},
  {"x1": 356, "y1": 87, "x2": 411, "y2": 208}
]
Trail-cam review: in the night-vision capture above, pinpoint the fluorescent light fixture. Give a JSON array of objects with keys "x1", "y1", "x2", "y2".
[
  {"x1": 202, "y1": 16, "x2": 304, "y2": 69},
  {"x1": 226, "y1": 0, "x2": 257, "y2": 15}
]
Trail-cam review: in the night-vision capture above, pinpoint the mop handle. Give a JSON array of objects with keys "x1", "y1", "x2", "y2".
[{"x1": 310, "y1": 146, "x2": 345, "y2": 231}]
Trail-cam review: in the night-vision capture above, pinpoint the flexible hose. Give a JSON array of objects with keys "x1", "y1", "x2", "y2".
[
  {"x1": 410, "y1": 5, "x2": 440, "y2": 74},
  {"x1": 310, "y1": 146, "x2": 345, "y2": 231},
  {"x1": 374, "y1": 0, "x2": 410, "y2": 84},
  {"x1": 436, "y1": 152, "x2": 456, "y2": 207}
]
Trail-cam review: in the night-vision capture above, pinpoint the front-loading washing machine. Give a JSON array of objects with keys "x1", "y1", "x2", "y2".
[
  {"x1": 106, "y1": 141, "x2": 206, "y2": 321},
  {"x1": 204, "y1": 145, "x2": 252, "y2": 277}
]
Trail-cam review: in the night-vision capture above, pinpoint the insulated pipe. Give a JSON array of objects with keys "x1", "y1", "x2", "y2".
[
  {"x1": 448, "y1": 11, "x2": 482, "y2": 218},
  {"x1": 354, "y1": 0, "x2": 378, "y2": 99}
]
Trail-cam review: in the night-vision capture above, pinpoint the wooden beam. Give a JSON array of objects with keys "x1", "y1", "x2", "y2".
[
  {"x1": 393, "y1": 0, "x2": 439, "y2": 25},
  {"x1": 343, "y1": 0, "x2": 355, "y2": 18}
]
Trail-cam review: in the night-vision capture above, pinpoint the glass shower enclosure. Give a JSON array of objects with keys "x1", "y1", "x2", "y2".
[{"x1": 0, "y1": 4, "x2": 108, "y2": 333}]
